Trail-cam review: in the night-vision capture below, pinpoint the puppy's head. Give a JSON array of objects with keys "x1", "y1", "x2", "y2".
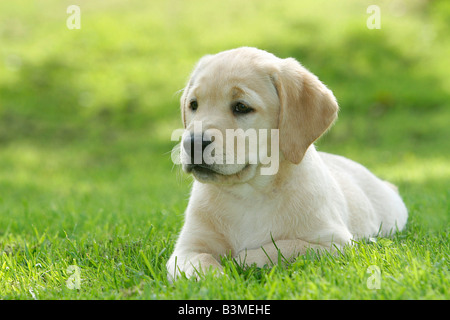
[{"x1": 179, "y1": 47, "x2": 338, "y2": 184}]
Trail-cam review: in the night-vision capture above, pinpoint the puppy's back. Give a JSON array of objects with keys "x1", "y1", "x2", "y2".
[{"x1": 318, "y1": 152, "x2": 408, "y2": 238}]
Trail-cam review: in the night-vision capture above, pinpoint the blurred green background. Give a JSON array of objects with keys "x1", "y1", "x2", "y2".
[
  {"x1": 1, "y1": 0, "x2": 449, "y2": 234},
  {"x1": 0, "y1": 0, "x2": 449, "y2": 297}
]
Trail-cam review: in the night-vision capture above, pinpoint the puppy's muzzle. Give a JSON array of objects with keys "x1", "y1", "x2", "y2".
[{"x1": 183, "y1": 132, "x2": 213, "y2": 168}]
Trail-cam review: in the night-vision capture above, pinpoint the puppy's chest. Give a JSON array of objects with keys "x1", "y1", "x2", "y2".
[{"x1": 219, "y1": 197, "x2": 293, "y2": 253}]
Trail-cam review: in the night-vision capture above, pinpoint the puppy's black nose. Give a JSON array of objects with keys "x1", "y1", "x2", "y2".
[{"x1": 183, "y1": 133, "x2": 212, "y2": 164}]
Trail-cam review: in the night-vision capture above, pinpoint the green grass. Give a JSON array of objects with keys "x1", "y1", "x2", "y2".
[{"x1": 0, "y1": 0, "x2": 449, "y2": 299}]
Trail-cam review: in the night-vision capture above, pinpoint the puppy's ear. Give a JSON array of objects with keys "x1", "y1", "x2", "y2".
[
  {"x1": 180, "y1": 82, "x2": 190, "y2": 128},
  {"x1": 180, "y1": 54, "x2": 214, "y2": 128},
  {"x1": 273, "y1": 58, "x2": 338, "y2": 164}
]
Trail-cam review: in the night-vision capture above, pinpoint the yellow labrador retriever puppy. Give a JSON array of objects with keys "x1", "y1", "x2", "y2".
[{"x1": 167, "y1": 47, "x2": 408, "y2": 281}]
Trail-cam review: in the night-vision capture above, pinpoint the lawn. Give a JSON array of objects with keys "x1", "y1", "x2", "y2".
[{"x1": 0, "y1": 0, "x2": 448, "y2": 299}]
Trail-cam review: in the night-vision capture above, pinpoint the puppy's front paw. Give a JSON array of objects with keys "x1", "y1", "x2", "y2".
[
  {"x1": 235, "y1": 248, "x2": 271, "y2": 268},
  {"x1": 167, "y1": 253, "x2": 223, "y2": 282}
]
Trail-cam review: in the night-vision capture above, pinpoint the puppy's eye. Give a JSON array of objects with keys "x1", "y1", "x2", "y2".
[
  {"x1": 189, "y1": 100, "x2": 198, "y2": 111},
  {"x1": 233, "y1": 102, "x2": 253, "y2": 114}
]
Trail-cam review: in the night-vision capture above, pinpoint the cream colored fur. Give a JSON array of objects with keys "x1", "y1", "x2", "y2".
[{"x1": 167, "y1": 47, "x2": 408, "y2": 281}]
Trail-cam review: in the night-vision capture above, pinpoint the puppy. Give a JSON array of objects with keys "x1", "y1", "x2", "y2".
[{"x1": 167, "y1": 47, "x2": 408, "y2": 281}]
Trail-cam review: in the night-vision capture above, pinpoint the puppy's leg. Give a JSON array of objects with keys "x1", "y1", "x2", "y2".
[
  {"x1": 166, "y1": 220, "x2": 228, "y2": 281},
  {"x1": 167, "y1": 251, "x2": 223, "y2": 282},
  {"x1": 235, "y1": 239, "x2": 333, "y2": 268}
]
